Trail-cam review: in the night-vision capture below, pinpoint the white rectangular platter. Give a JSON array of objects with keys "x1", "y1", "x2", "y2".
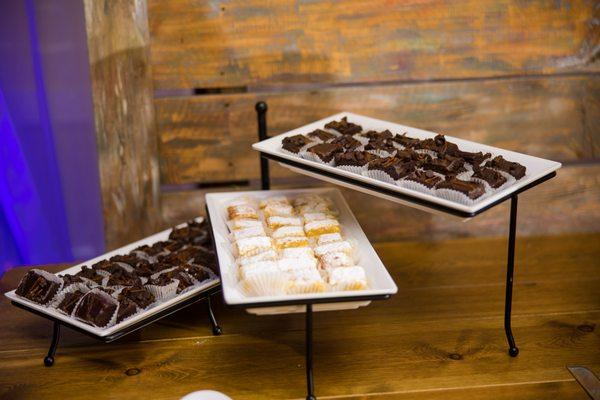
[
  {"x1": 252, "y1": 112, "x2": 562, "y2": 216},
  {"x1": 5, "y1": 218, "x2": 220, "y2": 338},
  {"x1": 205, "y1": 188, "x2": 397, "y2": 315}
]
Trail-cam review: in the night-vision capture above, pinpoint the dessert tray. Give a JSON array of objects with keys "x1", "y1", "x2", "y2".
[
  {"x1": 5, "y1": 218, "x2": 220, "y2": 339},
  {"x1": 205, "y1": 188, "x2": 397, "y2": 315},
  {"x1": 252, "y1": 112, "x2": 561, "y2": 217}
]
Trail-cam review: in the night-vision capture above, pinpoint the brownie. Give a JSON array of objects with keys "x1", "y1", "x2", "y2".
[
  {"x1": 324, "y1": 117, "x2": 362, "y2": 135},
  {"x1": 307, "y1": 142, "x2": 343, "y2": 162},
  {"x1": 436, "y1": 177, "x2": 485, "y2": 199},
  {"x1": 110, "y1": 254, "x2": 147, "y2": 269},
  {"x1": 94, "y1": 261, "x2": 131, "y2": 275},
  {"x1": 364, "y1": 138, "x2": 397, "y2": 154},
  {"x1": 186, "y1": 265, "x2": 211, "y2": 282},
  {"x1": 60, "y1": 274, "x2": 84, "y2": 286},
  {"x1": 15, "y1": 269, "x2": 62, "y2": 305},
  {"x1": 423, "y1": 155, "x2": 466, "y2": 176},
  {"x1": 368, "y1": 157, "x2": 416, "y2": 180},
  {"x1": 282, "y1": 134, "x2": 313, "y2": 153},
  {"x1": 405, "y1": 170, "x2": 442, "y2": 188},
  {"x1": 175, "y1": 272, "x2": 194, "y2": 293},
  {"x1": 307, "y1": 129, "x2": 336, "y2": 142},
  {"x1": 105, "y1": 268, "x2": 141, "y2": 287},
  {"x1": 169, "y1": 225, "x2": 209, "y2": 245},
  {"x1": 119, "y1": 285, "x2": 155, "y2": 309},
  {"x1": 485, "y1": 156, "x2": 526, "y2": 179},
  {"x1": 164, "y1": 240, "x2": 186, "y2": 253},
  {"x1": 75, "y1": 266, "x2": 104, "y2": 285},
  {"x1": 453, "y1": 149, "x2": 491, "y2": 166},
  {"x1": 472, "y1": 166, "x2": 507, "y2": 188},
  {"x1": 57, "y1": 290, "x2": 86, "y2": 315},
  {"x1": 359, "y1": 129, "x2": 393, "y2": 141},
  {"x1": 330, "y1": 135, "x2": 362, "y2": 151},
  {"x1": 73, "y1": 291, "x2": 118, "y2": 327},
  {"x1": 159, "y1": 246, "x2": 205, "y2": 266},
  {"x1": 417, "y1": 134, "x2": 460, "y2": 156},
  {"x1": 134, "y1": 243, "x2": 165, "y2": 257},
  {"x1": 392, "y1": 133, "x2": 421, "y2": 148},
  {"x1": 116, "y1": 298, "x2": 138, "y2": 324},
  {"x1": 334, "y1": 151, "x2": 379, "y2": 167}
]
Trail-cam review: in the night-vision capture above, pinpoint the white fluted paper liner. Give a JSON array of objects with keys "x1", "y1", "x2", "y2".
[
  {"x1": 365, "y1": 149, "x2": 396, "y2": 158},
  {"x1": 336, "y1": 164, "x2": 368, "y2": 175},
  {"x1": 299, "y1": 150, "x2": 336, "y2": 166},
  {"x1": 456, "y1": 170, "x2": 474, "y2": 181},
  {"x1": 396, "y1": 179, "x2": 437, "y2": 196},
  {"x1": 435, "y1": 188, "x2": 489, "y2": 206},
  {"x1": 392, "y1": 142, "x2": 406, "y2": 151},
  {"x1": 415, "y1": 149, "x2": 438, "y2": 158},
  {"x1": 50, "y1": 282, "x2": 92, "y2": 313},
  {"x1": 286, "y1": 280, "x2": 326, "y2": 294},
  {"x1": 352, "y1": 134, "x2": 370, "y2": 145},
  {"x1": 362, "y1": 169, "x2": 397, "y2": 184},
  {"x1": 145, "y1": 278, "x2": 180, "y2": 301},
  {"x1": 95, "y1": 269, "x2": 111, "y2": 278},
  {"x1": 240, "y1": 271, "x2": 289, "y2": 296},
  {"x1": 72, "y1": 289, "x2": 119, "y2": 329},
  {"x1": 150, "y1": 266, "x2": 178, "y2": 280}
]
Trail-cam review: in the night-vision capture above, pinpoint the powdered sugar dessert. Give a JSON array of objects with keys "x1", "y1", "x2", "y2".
[{"x1": 224, "y1": 194, "x2": 369, "y2": 297}]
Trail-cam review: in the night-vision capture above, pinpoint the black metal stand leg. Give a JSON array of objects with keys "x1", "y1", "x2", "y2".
[
  {"x1": 306, "y1": 304, "x2": 316, "y2": 400},
  {"x1": 504, "y1": 195, "x2": 519, "y2": 357},
  {"x1": 44, "y1": 321, "x2": 61, "y2": 367},
  {"x1": 256, "y1": 101, "x2": 270, "y2": 190},
  {"x1": 207, "y1": 295, "x2": 222, "y2": 336}
]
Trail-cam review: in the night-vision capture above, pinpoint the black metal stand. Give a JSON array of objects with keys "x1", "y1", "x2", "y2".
[
  {"x1": 504, "y1": 195, "x2": 519, "y2": 357},
  {"x1": 254, "y1": 100, "x2": 525, "y2": 397},
  {"x1": 14, "y1": 288, "x2": 223, "y2": 367}
]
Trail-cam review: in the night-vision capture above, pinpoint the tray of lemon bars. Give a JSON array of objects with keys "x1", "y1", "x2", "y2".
[{"x1": 205, "y1": 188, "x2": 397, "y2": 315}]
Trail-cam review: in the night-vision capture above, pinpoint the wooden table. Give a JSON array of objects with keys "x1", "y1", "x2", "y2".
[{"x1": 1, "y1": 233, "x2": 598, "y2": 400}]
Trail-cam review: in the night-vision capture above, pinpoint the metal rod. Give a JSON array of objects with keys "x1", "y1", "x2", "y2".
[
  {"x1": 255, "y1": 101, "x2": 270, "y2": 190},
  {"x1": 504, "y1": 195, "x2": 519, "y2": 357},
  {"x1": 306, "y1": 304, "x2": 316, "y2": 400},
  {"x1": 44, "y1": 321, "x2": 61, "y2": 367},
  {"x1": 207, "y1": 295, "x2": 222, "y2": 335}
]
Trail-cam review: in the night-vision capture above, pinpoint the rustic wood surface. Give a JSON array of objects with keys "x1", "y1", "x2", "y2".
[
  {"x1": 160, "y1": 162, "x2": 600, "y2": 243},
  {"x1": 155, "y1": 75, "x2": 599, "y2": 184},
  {"x1": 1, "y1": 233, "x2": 598, "y2": 399},
  {"x1": 147, "y1": 0, "x2": 599, "y2": 89},
  {"x1": 84, "y1": 0, "x2": 161, "y2": 250}
]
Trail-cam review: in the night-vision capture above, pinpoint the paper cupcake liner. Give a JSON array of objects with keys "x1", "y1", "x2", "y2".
[
  {"x1": 456, "y1": 170, "x2": 474, "y2": 181},
  {"x1": 435, "y1": 188, "x2": 489, "y2": 206},
  {"x1": 286, "y1": 280, "x2": 326, "y2": 294},
  {"x1": 396, "y1": 179, "x2": 437, "y2": 196},
  {"x1": 470, "y1": 170, "x2": 515, "y2": 194},
  {"x1": 145, "y1": 279, "x2": 180, "y2": 301},
  {"x1": 336, "y1": 164, "x2": 368, "y2": 175},
  {"x1": 352, "y1": 135, "x2": 370, "y2": 145},
  {"x1": 330, "y1": 280, "x2": 368, "y2": 292},
  {"x1": 415, "y1": 149, "x2": 438, "y2": 158},
  {"x1": 14, "y1": 269, "x2": 65, "y2": 306},
  {"x1": 113, "y1": 262, "x2": 135, "y2": 273},
  {"x1": 365, "y1": 149, "x2": 396, "y2": 158},
  {"x1": 240, "y1": 271, "x2": 288, "y2": 297},
  {"x1": 362, "y1": 169, "x2": 397, "y2": 184},
  {"x1": 392, "y1": 142, "x2": 406, "y2": 151},
  {"x1": 299, "y1": 150, "x2": 336, "y2": 166}
]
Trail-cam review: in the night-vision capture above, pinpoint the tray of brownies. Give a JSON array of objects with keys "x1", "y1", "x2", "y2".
[
  {"x1": 205, "y1": 188, "x2": 397, "y2": 314},
  {"x1": 5, "y1": 219, "x2": 220, "y2": 338},
  {"x1": 252, "y1": 112, "x2": 561, "y2": 217}
]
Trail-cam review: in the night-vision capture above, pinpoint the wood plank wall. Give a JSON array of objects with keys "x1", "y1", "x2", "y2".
[{"x1": 90, "y1": 0, "x2": 600, "y2": 246}]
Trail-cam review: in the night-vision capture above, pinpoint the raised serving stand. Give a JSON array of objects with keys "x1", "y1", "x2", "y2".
[
  {"x1": 5, "y1": 219, "x2": 223, "y2": 367},
  {"x1": 251, "y1": 101, "x2": 561, "y2": 400}
]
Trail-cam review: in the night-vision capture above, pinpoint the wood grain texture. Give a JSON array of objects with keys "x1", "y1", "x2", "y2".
[
  {"x1": 1, "y1": 234, "x2": 598, "y2": 399},
  {"x1": 84, "y1": 0, "x2": 161, "y2": 250},
  {"x1": 147, "y1": 0, "x2": 600, "y2": 89},
  {"x1": 156, "y1": 75, "x2": 599, "y2": 184},
  {"x1": 160, "y1": 164, "x2": 600, "y2": 244}
]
